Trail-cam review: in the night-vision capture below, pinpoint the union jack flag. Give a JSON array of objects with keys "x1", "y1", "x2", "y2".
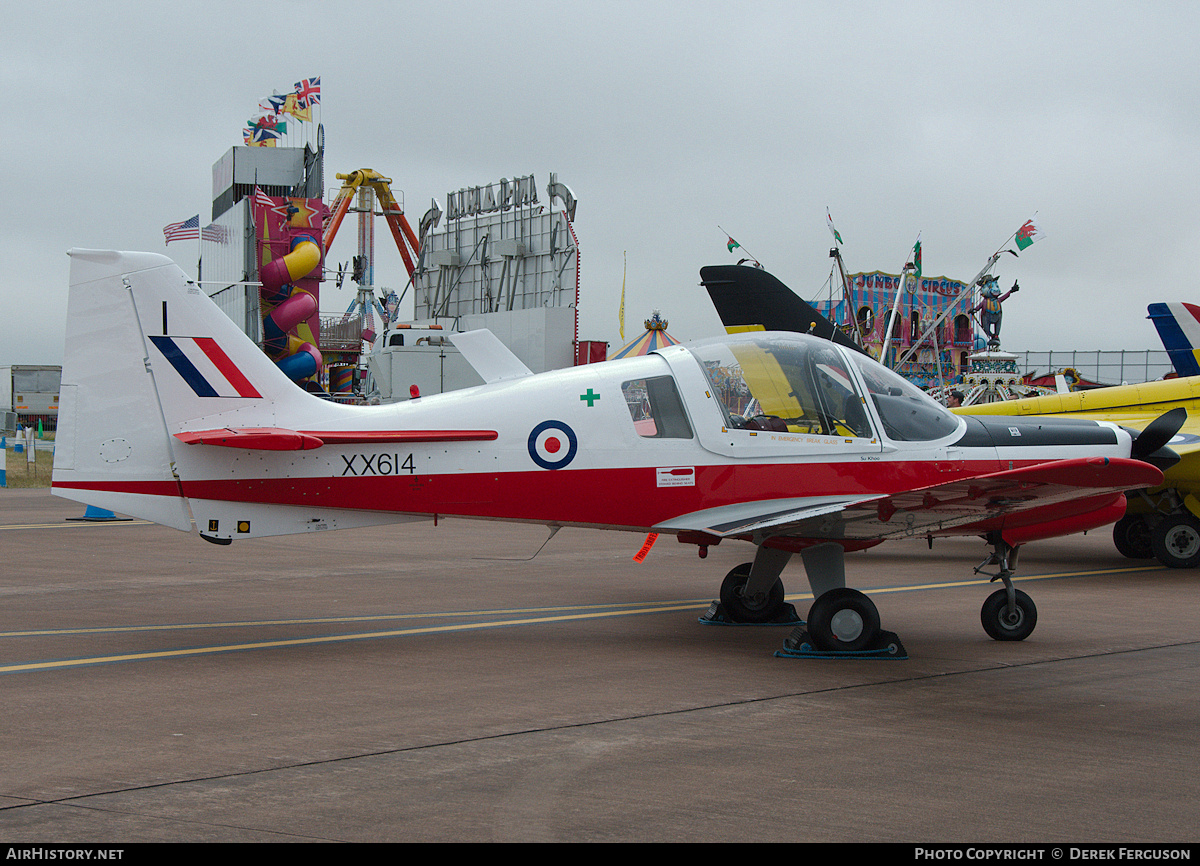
[
  {"x1": 294, "y1": 76, "x2": 320, "y2": 109},
  {"x1": 163, "y1": 215, "x2": 199, "y2": 245}
]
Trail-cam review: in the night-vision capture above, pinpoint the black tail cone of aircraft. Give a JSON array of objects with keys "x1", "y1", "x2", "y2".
[{"x1": 1125, "y1": 407, "x2": 1186, "y2": 471}]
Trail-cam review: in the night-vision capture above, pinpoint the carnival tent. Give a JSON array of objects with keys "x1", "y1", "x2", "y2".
[{"x1": 610, "y1": 312, "x2": 680, "y2": 358}]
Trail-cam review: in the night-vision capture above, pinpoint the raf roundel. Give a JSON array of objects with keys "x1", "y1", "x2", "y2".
[{"x1": 528, "y1": 420, "x2": 578, "y2": 470}]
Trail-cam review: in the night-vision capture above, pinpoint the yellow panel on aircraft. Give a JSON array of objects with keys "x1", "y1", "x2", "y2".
[
  {"x1": 727, "y1": 343, "x2": 824, "y2": 432},
  {"x1": 729, "y1": 343, "x2": 800, "y2": 418},
  {"x1": 957, "y1": 377, "x2": 1200, "y2": 418}
]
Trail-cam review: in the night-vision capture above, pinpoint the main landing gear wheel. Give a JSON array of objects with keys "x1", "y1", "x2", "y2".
[
  {"x1": 980, "y1": 588, "x2": 1037, "y2": 641},
  {"x1": 1112, "y1": 515, "x2": 1154, "y2": 560},
  {"x1": 719, "y1": 562, "x2": 786, "y2": 623},
  {"x1": 1151, "y1": 514, "x2": 1200, "y2": 568},
  {"x1": 806, "y1": 588, "x2": 881, "y2": 652}
]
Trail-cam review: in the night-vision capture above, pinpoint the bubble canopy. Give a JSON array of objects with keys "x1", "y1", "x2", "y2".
[{"x1": 681, "y1": 333, "x2": 961, "y2": 443}]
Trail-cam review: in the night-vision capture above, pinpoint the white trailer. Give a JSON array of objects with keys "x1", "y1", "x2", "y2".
[{"x1": 0, "y1": 365, "x2": 62, "y2": 418}]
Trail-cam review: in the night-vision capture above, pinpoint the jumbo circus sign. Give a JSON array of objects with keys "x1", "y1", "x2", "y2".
[{"x1": 850, "y1": 271, "x2": 969, "y2": 298}]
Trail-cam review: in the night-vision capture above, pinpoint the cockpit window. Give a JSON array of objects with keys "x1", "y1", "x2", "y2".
[
  {"x1": 689, "y1": 336, "x2": 874, "y2": 438},
  {"x1": 846, "y1": 351, "x2": 960, "y2": 441},
  {"x1": 622, "y1": 376, "x2": 694, "y2": 439}
]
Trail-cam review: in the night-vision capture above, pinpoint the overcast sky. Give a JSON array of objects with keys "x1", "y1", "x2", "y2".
[{"x1": 5, "y1": 1, "x2": 1199, "y2": 366}]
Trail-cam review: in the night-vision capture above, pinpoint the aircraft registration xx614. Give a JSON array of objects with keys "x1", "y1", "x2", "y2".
[{"x1": 52, "y1": 251, "x2": 1181, "y2": 657}]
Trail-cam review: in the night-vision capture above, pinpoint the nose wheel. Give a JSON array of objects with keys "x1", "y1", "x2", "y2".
[
  {"x1": 975, "y1": 535, "x2": 1038, "y2": 642},
  {"x1": 980, "y1": 587, "x2": 1037, "y2": 641}
]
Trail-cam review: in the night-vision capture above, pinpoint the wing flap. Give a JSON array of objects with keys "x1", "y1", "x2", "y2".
[{"x1": 655, "y1": 495, "x2": 882, "y2": 538}]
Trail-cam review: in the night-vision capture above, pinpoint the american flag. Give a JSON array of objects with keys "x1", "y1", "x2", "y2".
[
  {"x1": 252, "y1": 186, "x2": 275, "y2": 209},
  {"x1": 251, "y1": 186, "x2": 295, "y2": 220},
  {"x1": 163, "y1": 214, "x2": 200, "y2": 245},
  {"x1": 201, "y1": 223, "x2": 228, "y2": 244},
  {"x1": 294, "y1": 76, "x2": 320, "y2": 109}
]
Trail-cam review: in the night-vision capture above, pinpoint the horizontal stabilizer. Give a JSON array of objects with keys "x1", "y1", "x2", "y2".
[
  {"x1": 175, "y1": 427, "x2": 499, "y2": 450},
  {"x1": 175, "y1": 428, "x2": 323, "y2": 450}
]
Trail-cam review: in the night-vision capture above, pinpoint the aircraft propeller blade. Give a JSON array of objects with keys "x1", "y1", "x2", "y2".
[{"x1": 1130, "y1": 407, "x2": 1187, "y2": 469}]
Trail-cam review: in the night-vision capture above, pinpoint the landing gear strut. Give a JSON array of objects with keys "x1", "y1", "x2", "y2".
[
  {"x1": 975, "y1": 535, "x2": 1038, "y2": 641},
  {"x1": 700, "y1": 541, "x2": 907, "y2": 657}
]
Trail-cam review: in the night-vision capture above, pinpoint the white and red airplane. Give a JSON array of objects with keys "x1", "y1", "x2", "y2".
[{"x1": 51, "y1": 251, "x2": 1182, "y2": 656}]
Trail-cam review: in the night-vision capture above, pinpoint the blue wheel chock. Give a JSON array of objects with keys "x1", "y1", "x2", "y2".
[
  {"x1": 699, "y1": 601, "x2": 802, "y2": 626},
  {"x1": 774, "y1": 626, "x2": 908, "y2": 660},
  {"x1": 66, "y1": 506, "x2": 131, "y2": 522}
]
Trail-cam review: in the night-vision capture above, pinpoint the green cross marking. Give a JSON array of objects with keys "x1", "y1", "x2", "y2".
[{"x1": 580, "y1": 388, "x2": 600, "y2": 407}]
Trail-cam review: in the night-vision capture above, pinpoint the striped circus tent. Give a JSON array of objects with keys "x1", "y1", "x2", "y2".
[{"x1": 610, "y1": 312, "x2": 680, "y2": 358}]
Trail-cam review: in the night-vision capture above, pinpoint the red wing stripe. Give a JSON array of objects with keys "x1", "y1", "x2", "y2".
[{"x1": 192, "y1": 337, "x2": 262, "y2": 398}]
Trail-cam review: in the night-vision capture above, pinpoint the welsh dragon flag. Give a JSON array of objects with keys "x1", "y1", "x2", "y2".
[{"x1": 1015, "y1": 218, "x2": 1045, "y2": 250}]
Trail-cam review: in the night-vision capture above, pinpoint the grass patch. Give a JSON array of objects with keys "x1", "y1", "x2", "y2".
[{"x1": 2, "y1": 446, "x2": 54, "y2": 489}]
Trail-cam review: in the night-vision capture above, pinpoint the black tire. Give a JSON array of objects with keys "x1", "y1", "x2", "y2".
[
  {"x1": 1112, "y1": 515, "x2": 1154, "y2": 560},
  {"x1": 806, "y1": 588, "x2": 880, "y2": 652},
  {"x1": 980, "y1": 588, "x2": 1037, "y2": 641},
  {"x1": 719, "y1": 563, "x2": 785, "y2": 623},
  {"x1": 1151, "y1": 514, "x2": 1200, "y2": 568}
]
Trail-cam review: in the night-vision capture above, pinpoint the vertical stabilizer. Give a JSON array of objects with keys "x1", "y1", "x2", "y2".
[
  {"x1": 53, "y1": 251, "x2": 193, "y2": 527},
  {"x1": 52, "y1": 250, "x2": 317, "y2": 528},
  {"x1": 1148, "y1": 302, "x2": 1200, "y2": 377}
]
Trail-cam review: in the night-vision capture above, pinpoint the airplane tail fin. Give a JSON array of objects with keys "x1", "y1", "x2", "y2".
[
  {"x1": 1147, "y1": 302, "x2": 1200, "y2": 377},
  {"x1": 52, "y1": 250, "x2": 318, "y2": 528},
  {"x1": 699, "y1": 264, "x2": 869, "y2": 356}
]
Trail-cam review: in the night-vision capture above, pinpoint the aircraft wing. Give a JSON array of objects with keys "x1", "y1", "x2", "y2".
[{"x1": 656, "y1": 456, "x2": 1161, "y2": 543}]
